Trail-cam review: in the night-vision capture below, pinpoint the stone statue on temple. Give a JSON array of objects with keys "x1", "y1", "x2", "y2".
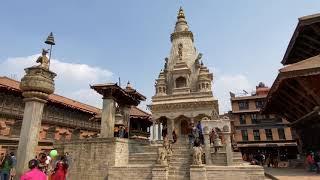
[
  {"x1": 36, "y1": 49, "x2": 50, "y2": 70},
  {"x1": 192, "y1": 144, "x2": 203, "y2": 165},
  {"x1": 157, "y1": 147, "x2": 168, "y2": 166},
  {"x1": 178, "y1": 43, "x2": 183, "y2": 60},
  {"x1": 163, "y1": 136, "x2": 172, "y2": 161},
  {"x1": 164, "y1": 57, "x2": 168, "y2": 71},
  {"x1": 195, "y1": 53, "x2": 202, "y2": 66}
]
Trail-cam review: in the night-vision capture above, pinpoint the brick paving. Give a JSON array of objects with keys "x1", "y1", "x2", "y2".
[{"x1": 264, "y1": 167, "x2": 320, "y2": 180}]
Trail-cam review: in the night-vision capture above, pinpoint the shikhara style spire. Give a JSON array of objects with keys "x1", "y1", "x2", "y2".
[
  {"x1": 153, "y1": 7, "x2": 213, "y2": 96},
  {"x1": 175, "y1": 7, "x2": 189, "y2": 32}
]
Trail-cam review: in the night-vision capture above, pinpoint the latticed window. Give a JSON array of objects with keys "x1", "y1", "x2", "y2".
[
  {"x1": 239, "y1": 114, "x2": 246, "y2": 124},
  {"x1": 241, "y1": 130, "x2": 248, "y2": 141},
  {"x1": 253, "y1": 130, "x2": 260, "y2": 141},
  {"x1": 255, "y1": 100, "x2": 265, "y2": 109},
  {"x1": 238, "y1": 101, "x2": 249, "y2": 110},
  {"x1": 175, "y1": 76, "x2": 187, "y2": 88},
  {"x1": 265, "y1": 129, "x2": 273, "y2": 140},
  {"x1": 251, "y1": 114, "x2": 259, "y2": 124},
  {"x1": 278, "y1": 128, "x2": 286, "y2": 140}
]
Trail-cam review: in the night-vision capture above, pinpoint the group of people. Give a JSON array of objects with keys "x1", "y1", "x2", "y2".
[
  {"x1": 242, "y1": 151, "x2": 288, "y2": 168},
  {"x1": 21, "y1": 151, "x2": 70, "y2": 180},
  {"x1": 306, "y1": 151, "x2": 320, "y2": 173},
  {"x1": 0, "y1": 152, "x2": 16, "y2": 180},
  {"x1": 188, "y1": 121, "x2": 204, "y2": 146}
]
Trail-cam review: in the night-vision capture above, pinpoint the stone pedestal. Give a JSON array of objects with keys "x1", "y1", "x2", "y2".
[
  {"x1": 222, "y1": 132, "x2": 233, "y2": 165},
  {"x1": 101, "y1": 98, "x2": 115, "y2": 138},
  {"x1": 152, "y1": 165, "x2": 168, "y2": 180},
  {"x1": 190, "y1": 165, "x2": 207, "y2": 180},
  {"x1": 16, "y1": 66, "x2": 56, "y2": 178},
  {"x1": 203, "y1": 128, "x2": 212, "y2": 165}
]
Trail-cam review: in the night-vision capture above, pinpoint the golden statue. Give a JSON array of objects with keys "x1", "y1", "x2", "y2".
[{"x1": 36, "y1": 49, "x2": 50, "y2": 70}]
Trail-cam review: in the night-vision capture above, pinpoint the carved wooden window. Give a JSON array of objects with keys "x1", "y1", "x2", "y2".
[
  {"x1": 239, "y1": 114, "x2": 246, "y2": 124},
  {"x1": 238, "y1": 101, "x2": 249, "y2": 110},
  {"x1": 265, "y1": 129, "x2": 273, "y2": 140},
  {"x1": 241, "y1": 130, "x2": 248, "y2": 141},
  {"x1": 253, "y1": 129, "x2": 260, "y2": 141},
  {"x1": 176, "y1": 77, "x2": 187, "y2": 88},
  {"x1": 278, "y1": 128, "x2": 286, "y2": 140}
]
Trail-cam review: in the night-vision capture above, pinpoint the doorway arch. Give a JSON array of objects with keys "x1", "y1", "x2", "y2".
[{"x1": 181, "y1": 119, "x2": 189, "y2": 135}]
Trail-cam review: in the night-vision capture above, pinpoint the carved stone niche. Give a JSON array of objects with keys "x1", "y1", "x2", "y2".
[
  {"x1": 10, "y1": 120, "x2": 22, "y2": 137},
  {"x1": 71, "y1": 129, "x2": 80, "y2": 140}
]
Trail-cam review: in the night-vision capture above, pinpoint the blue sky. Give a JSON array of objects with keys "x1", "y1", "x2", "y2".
[{"x1": 1, "y1": 1, "x2": 320, "y2": 113}]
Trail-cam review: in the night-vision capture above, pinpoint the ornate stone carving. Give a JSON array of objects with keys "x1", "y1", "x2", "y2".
[
  {"x1": 178, "y1": 43, "x2": 183, "y2": 61},
  {"x1": 157, "y1": 147, "x2": 168, "y2": 166},
  {"x1": 192, "y1": 146, "x2": 203, "y2": 165},
  {"x1": 20, "y1": 66, "x2": 56, "y2": 101}
]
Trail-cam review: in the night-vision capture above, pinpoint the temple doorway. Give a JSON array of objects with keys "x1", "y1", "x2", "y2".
[{"x1": 181, "y1": 119, "x2": 189, "y2": 135}]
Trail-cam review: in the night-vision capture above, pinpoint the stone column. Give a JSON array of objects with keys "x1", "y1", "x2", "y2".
[
  {"x1": 222, "y1": 132, "x2": 233, "y2": 166},
  {"x1": 158, "y1": 123, "x2": 162, "y2": 140},
  {"x1": 203, "y1": 127, "x2": 212, "y2": 165},
  {"x1": 152, "y1": 121, "x2": 157, "y2": 142},
  {"x1": 167, "y1": 119, "x2": 173, "y2": 141},
  {"x1": 16, "y1": 67, "x2": 56, "y2": 178},
  {"x1": 100, "y1": 98, "x2": 115, "y2": 138}
]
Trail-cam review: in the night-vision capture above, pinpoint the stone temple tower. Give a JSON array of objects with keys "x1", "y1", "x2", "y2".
[{"x1": 151, "y1": 7, "x2": 219, "y2": 141}]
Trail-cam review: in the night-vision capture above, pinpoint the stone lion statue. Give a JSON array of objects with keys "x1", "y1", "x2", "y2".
[{"x1": 192, "y1": 146, "x2": 203, "y2": 165}]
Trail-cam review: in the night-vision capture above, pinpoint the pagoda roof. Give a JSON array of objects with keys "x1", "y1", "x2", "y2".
[
  {"x1": 0, "y1": 76, "x2": 100, "y2": 115},
  {"x1": 263, "y1": 55, "x2": 320, "y2": 122},
  {"x1": 282, "y1": 13, "x2": 320, "y2": 65},
  {"x1": 90, "y1": 83, "x2": 145, "y2": 106}
]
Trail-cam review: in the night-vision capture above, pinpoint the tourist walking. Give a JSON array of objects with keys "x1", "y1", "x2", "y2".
[
  {"x1": 9, "y1": 152, "x2": 17, "y2": 179},
  {"x1": 51, "y1": 156, "x2": 69, "y2": 180},
  {"x1": 0, "y1": 154, "x2": 13, "y2": 180},
  {"x1": 21, "y1": 159, "x2": 46, "y2": 180},
  {"x1": 118, "y1": 126, "x2": 125, "y2": 138},
  {"x1": 314, "y1": 151, "x2": 320, "y2": 173},
  {"x1": 306, "y1": 152, "x2": 315, "y2": 172}
]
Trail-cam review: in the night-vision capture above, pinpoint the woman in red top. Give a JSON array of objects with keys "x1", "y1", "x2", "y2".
[{"x1": 51, "y1": 156, "x2": 68, "y2": 180}]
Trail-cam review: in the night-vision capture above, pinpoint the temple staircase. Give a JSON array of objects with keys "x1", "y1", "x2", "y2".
[
  {"x1": 168, "y1": 136, "x2": 192, "y2": 180},
  {"x1": 128, "y1": 143, "x2": 160, "y2": 165}
]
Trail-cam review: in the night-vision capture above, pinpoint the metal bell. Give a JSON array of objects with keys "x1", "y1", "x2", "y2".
[{"x1": 45, "y1": 32, "x2": 55, "y2": 45}]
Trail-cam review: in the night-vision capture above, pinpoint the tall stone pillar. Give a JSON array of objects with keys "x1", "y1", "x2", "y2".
[
  {"x1": 222, "y1": 131, "x2": 233, "y2": 166},
  {"x1": 16, "y1": 66, "x2": 56, "y2": 177},
  {"x1": 203, "y1": 127, "x2": 212, "y2": 165},
  {"x1": 101, "y1": 98, "x2": 115, "y2": 138}
]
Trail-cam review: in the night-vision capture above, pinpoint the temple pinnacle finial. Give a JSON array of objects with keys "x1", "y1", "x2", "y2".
[{"x1": 177, "y1": 6, "x2": 185, "y2": 19}]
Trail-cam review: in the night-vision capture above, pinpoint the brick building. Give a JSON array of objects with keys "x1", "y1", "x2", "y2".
[
  {"x1": 230, "y1": 82, "x2": 297, "y2": 158},
  {"x1": 0, "y1": 76, "x2": 151, "y2": 154}
]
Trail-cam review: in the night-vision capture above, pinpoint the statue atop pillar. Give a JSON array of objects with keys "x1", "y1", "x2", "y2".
[{"x1": 36, "y1": 49, "x2": 50, "y2": 70}]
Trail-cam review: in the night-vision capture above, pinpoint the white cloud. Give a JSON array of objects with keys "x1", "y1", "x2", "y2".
[
  {"x1": 214, "y1": 73, "x2": 253, "y2": 114},
  {"x1": 0, "y1": 54, "x2": 113, "y2": 108}
]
